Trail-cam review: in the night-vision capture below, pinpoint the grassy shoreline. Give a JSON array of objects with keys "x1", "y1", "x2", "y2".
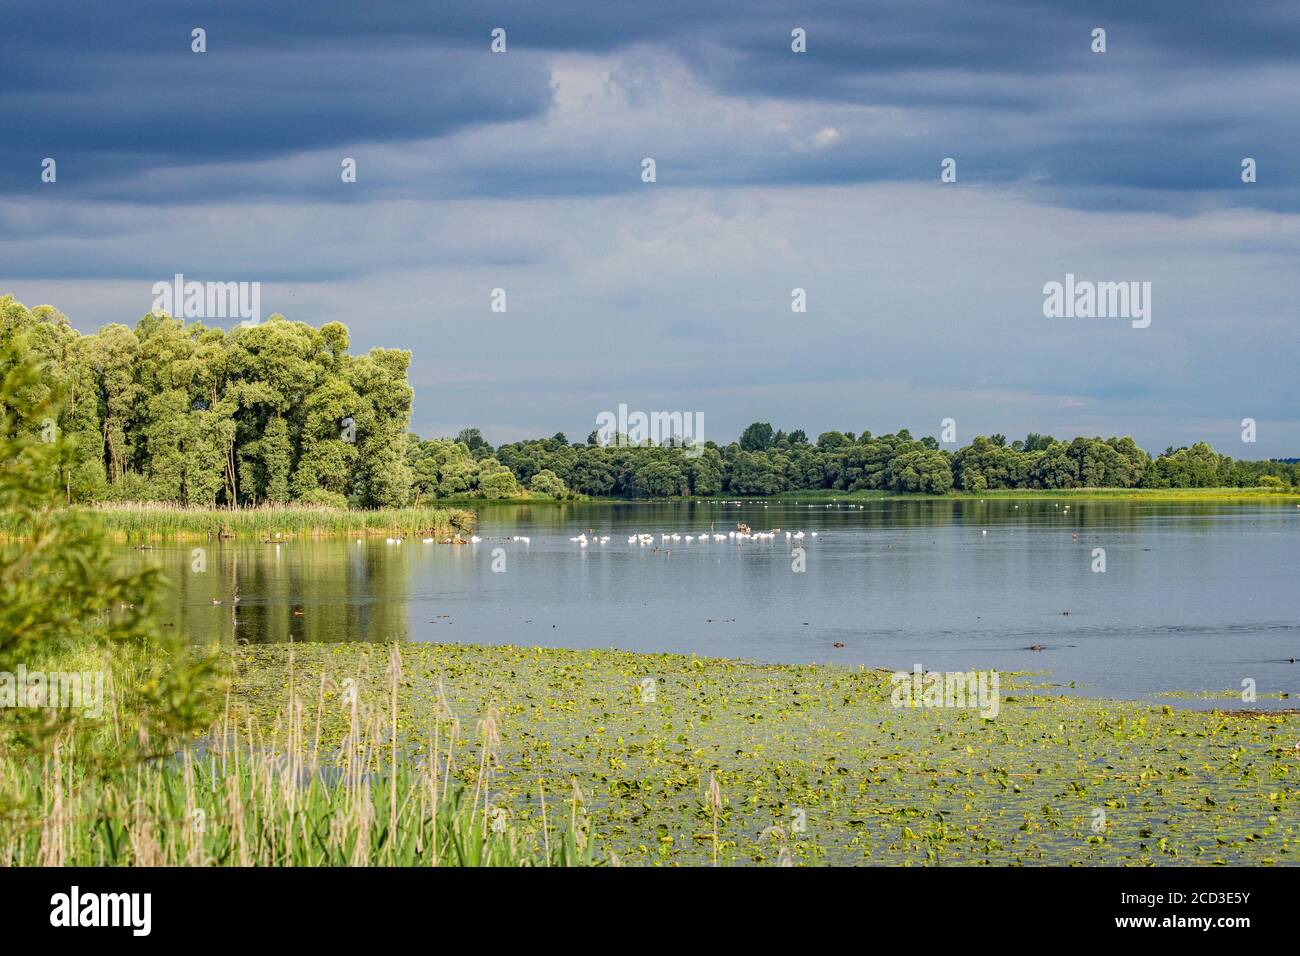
[
  {"x1": 921, "y1": 486, "x2": 1300, "y2": 502},
  {"x1": 0, "y1": 502, "x2": 477, "y2": 542},
  {"x1": 230, "y1": 641, "x2": 1297, "y2": 866},
  {"x1": 721, "y1": 487, "x2": 1300, "y2": 502},
  {"x1": 2, "y1": 488, "x2": 1294, "y2": 540},
  {"x1": 446, "y1": 487, "x2": 1300, "y2": 504}
]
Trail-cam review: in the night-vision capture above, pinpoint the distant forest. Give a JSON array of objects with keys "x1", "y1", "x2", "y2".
[{"x1": 3, "y1": 297, "x2": 1296, "y2": 505}]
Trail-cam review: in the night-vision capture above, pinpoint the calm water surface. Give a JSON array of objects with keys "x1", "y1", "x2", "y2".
[{"x1": 136, "y1": 499, "x2": 1300, "y2": 704}]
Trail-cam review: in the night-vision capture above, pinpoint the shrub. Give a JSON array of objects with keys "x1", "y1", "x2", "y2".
[{"x1": 528, "y1": 469, "x2": 568, "y2": 498}]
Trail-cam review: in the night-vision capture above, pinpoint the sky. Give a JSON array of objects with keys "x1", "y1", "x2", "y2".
[{"x1": 2, "y1": 1, "x2": 1298, "y2": 456}]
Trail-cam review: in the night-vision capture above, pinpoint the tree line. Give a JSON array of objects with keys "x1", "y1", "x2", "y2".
[
  {"x1": 3, "y1": 297, "x2": 1295, "y2": 506},
  {"x1": 486, "y1": 428, "x2": 1296, "y2": 498}
]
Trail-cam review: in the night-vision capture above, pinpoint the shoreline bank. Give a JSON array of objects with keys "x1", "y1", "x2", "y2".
[
  {"x1": 439, "y1": 487, "x2": 1300, "y2": 504},
  {"x1": 0, "y1": 503, "x2": 477, "y2": 541}
]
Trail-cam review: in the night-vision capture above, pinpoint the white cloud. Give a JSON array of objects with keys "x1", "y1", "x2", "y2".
[{"x1": 812, "y1": 127, "x2": 840, "y2": 149}]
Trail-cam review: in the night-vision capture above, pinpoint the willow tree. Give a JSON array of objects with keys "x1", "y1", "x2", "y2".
[
  {"x1": 348, "y1": 348, "x2": 415, "y2": 507},
  {"x1": 88, "y1": 323, "x2": 141, "y2": 487},
  {"x1": 294, "y1": 375, "x2": 361, "y2": 502}
]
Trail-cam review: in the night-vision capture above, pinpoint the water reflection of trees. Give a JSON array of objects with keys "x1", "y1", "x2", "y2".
[
  {"x1": 143, "y1": 499, "x2": 1291, "y2": 646},
  {"x1": 163, "y1": 541, "x2": 411, "y2": 646}
]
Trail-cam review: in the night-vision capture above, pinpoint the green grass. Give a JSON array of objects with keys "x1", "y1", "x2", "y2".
[
  {"x1": 0, "y1": 749, "x2": 597, "y2": 867},
  {"x1": 230, "y1": 641, "x2": 1299, "y2": 866},
  {"x1": 0, "y1": 643, "x2": 596, "y2": 866},
  {"x1": 0, "y1": 502, "x2": 477, "y2": 542}
]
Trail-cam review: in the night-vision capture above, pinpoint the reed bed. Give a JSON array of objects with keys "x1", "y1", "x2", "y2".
[
  {"x1": 0, "y1": 502, "x2": 475, "y2": 543},
  {"x1": 0, "y1": 645, "x2": 597, "y2": 867}
]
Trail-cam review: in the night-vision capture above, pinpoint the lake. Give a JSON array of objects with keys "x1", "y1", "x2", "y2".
[{"x1": 135, "y1": 498, "x2": 1300, "y2": 705}]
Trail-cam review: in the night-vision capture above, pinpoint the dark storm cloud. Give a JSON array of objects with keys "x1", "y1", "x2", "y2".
[
  {"x1": 0, "y1": 3, "x2": 553, "y2": 197},
  {"x1": 2, "y1": 0, "x2": 1297, "y2": 207}
]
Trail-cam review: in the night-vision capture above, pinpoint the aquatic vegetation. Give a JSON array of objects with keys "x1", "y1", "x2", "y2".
[
  {"x1": 231, "y1": 642, "x2": 1298, "y2": 866},
  {"x1": 1156, "y1": 689, "x2": 1291, "y2": 700},
  {"x1": 0, "y1": 502, "x2": 475, "y2": 542}
]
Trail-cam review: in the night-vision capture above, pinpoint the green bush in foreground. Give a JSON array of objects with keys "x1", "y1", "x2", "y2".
[{"x1": 0, "y1": 337, "x2": 220, "y2": 769}]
